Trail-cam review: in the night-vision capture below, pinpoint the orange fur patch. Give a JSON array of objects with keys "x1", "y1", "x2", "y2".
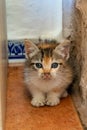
[
  {"x1": 38, "y1": 43, "x2": 58, "y2": 49},
  {"x1": 43, "y1": 56, "x2": 51, "y2": 64},
  {"x1": 42, "y1": 57, "x2": 52, "y2": 73}
]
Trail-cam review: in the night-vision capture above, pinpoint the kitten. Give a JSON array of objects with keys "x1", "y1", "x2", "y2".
[{"x1": 24, "y1": 39, "x2": 73, "y2": 107}]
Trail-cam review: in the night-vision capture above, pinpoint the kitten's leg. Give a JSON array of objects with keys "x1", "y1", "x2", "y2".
[
  {"x1": 61, "y1": 90, "x2": 68, "y2": 98},
  {"x1": 46, "y1": 91, "x2": 60, "y2": 106},
  {"x1": 30, "y1": 88, "x2": 45, "y2": 107}
]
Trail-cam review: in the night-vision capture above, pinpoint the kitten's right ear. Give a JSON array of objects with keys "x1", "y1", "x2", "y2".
[{"x1": 24, "y1": 39, "x2": 39, "y2": 58}]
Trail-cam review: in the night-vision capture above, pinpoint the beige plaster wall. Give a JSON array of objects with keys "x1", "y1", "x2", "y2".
[{"x1": 0, "y1": 0, "x2": 7, "y2": 129}]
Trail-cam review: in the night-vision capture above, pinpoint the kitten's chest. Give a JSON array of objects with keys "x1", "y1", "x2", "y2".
[{"x1": 31, "y1": 78, "x2": 63, "y2": 92}]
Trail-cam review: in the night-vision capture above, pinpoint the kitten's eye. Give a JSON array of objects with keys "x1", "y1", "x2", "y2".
[
  {"x1": 51, "y1": 63, "x2": 58, "y2": 68},
  {"x1": 35, "y1": 63, "x2": 43, "y2": 68}
]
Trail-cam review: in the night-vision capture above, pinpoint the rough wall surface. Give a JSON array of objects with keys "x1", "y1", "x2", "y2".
[
  {"x1": 63, "y1": 0, "x2": 87, "y2": 127},
  {"x1": 6, "y1": 0, "x2": 62, "y2": 40},
  {"x1": 63, "y1": 0, "x2": 82, "y2": 87},
  {"x1": 75, "y1": 0, "x2": 87, "y2": 127},
  {"x1": 76, "y1": 0, "x2": 87, "y2": 103}
]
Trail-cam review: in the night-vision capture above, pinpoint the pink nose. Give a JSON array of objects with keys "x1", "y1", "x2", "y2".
[
  {"x1": 44, "y1": 73, "x2": 50, "y2": 76},
  {"x1": 43, "y1": 73, "x2": 51, "y2": 79}
]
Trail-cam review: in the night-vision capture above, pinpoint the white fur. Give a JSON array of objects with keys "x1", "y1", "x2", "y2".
[
  {"x1": 46, "y1": 92, "x2": 60, "y2": 106},
  {"x1": 31, "y1": 93, "x2": 45, "y2": 107}
]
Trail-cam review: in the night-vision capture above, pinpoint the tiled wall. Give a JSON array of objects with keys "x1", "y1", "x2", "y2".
[{"x1": 8, "y1": 40, "x2": 25, "y2": 62}]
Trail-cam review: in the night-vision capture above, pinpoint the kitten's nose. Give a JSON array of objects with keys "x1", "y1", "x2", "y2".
[
  {"x1": 43, "y1": 72, "x2": 51, "y2": 79},
  {"x1": 44, "y1": 72, "x2": 50, "y2": 76}
]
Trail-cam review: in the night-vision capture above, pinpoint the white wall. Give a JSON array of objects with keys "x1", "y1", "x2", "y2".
[{"x1": 6, "y1": 0, "x2": 62, "y2": 40}]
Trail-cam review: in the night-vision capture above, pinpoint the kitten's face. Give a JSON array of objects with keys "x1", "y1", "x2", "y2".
[
  {"x1": 25, "y1": 40, "x2": 70, "y2": 80},
  {"x1": 32, "y1": 56, "x2": 61, "y2": 80}
]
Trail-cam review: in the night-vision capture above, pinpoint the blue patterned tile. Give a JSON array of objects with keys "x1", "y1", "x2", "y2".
[{"x1": 8, "y1": 40, "x2": 25, "y2": 59}]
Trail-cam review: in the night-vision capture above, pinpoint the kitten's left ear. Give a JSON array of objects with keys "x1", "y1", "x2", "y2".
[{"x1": 54, "y1": 39, "x2": 70, "y2": 60}]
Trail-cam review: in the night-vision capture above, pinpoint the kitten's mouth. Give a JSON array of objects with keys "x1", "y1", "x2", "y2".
[{"x1": 43, "y1": 77, "x2": 51, "y2": 80}]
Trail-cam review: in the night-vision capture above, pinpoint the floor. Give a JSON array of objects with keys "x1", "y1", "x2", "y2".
[{"x1": 5, "y1": 67, "x2": 83, "y2": 130}]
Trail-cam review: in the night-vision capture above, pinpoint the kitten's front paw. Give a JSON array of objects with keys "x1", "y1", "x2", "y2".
[
  {"x1": 46, "y1": 97, "x2": 60, "y2": 106},
  {"x1": 31, "y1": 96, "x2": 45, "y2": 107}
]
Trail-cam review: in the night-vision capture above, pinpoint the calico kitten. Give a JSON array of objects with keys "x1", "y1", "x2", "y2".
[{"x1": 24, "y1": 39, "x2": 73, "y2": 107}]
